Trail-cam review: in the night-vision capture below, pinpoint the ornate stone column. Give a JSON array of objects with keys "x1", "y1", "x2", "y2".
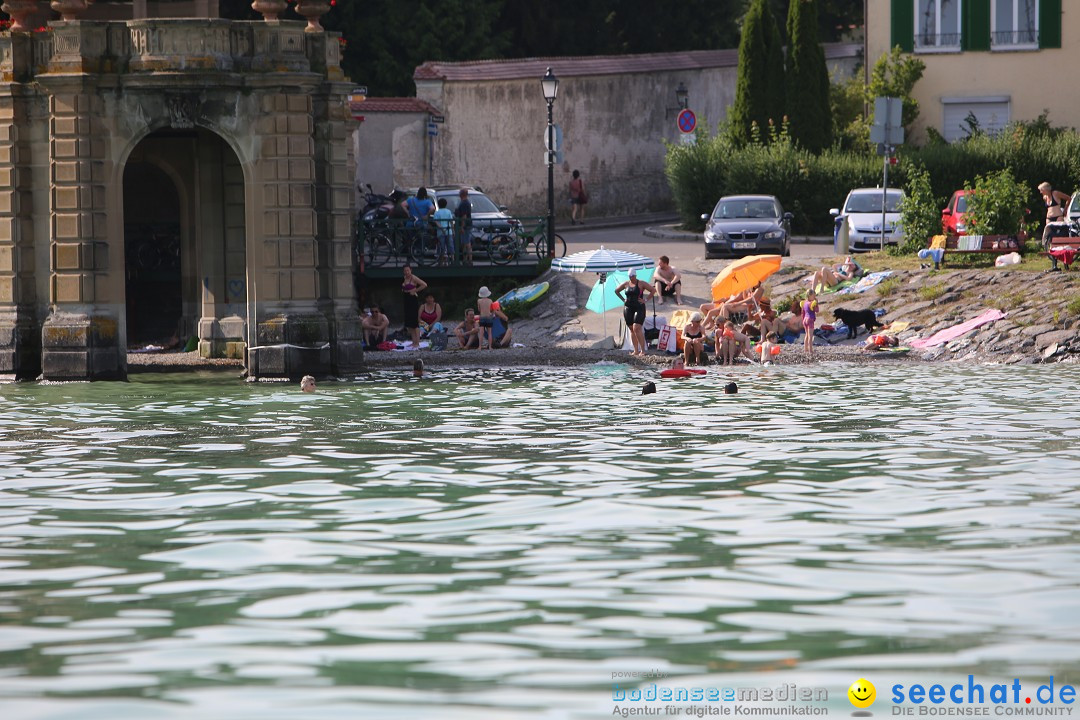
[{"x1": 0, "y1": 45, "x2": 41, "y2": 379}]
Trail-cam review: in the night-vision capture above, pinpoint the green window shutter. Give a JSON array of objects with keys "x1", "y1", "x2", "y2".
[
  {"x1": 891, "y1": 0, "x2": 914, "y2": 52},
  {"x1": 1040, "y1": 0, "x2": 1062, "y2": 49},
  {"x1": 962, "y1": 0, "x2": 991, "y2": 51}
]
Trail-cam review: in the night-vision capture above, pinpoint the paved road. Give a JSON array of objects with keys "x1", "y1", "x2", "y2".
[{"x1": 552, "y1": 223, "x2": 836, "y2": 348}]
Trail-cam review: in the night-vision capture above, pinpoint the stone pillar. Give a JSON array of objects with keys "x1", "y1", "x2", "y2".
[
  {"x1": 310, "y1": 34, "x2": 362, "y2": 376},
  {"x1": 41, "y1": 90, "x2": 122, "y2": 380},
  {"x1": 0, "y1": 84, "x2": 40, "y2": 380},
  {"x1": 247, "y1": 92, "x2": 331, "y2": 379}
]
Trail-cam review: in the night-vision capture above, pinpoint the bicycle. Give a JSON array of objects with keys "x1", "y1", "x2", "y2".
[
  {"x1": 362, "y1": 221, "x2": 438, "y2": 267},
  {"x1": 487, "y1": 220, "x2": 566, "y2": 265}
]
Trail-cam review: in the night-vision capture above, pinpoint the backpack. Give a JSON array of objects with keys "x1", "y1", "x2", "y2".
[{"x1": 428, "y1": 330, "x2": 448, "y2": 351}]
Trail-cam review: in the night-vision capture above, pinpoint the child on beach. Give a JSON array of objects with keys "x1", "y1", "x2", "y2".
[
  {"x1": 758, "y1": 332, "x2": 781, "y2": 365},
  {"x1": 477, "y1": 286, "x2": 494, "y2": 350},
  {"x1": 718, "y1": 321, "x2": 736, "y2": 365},
  {"x1": 802, "y1": 289, "x2": 818, "y2": 355}
]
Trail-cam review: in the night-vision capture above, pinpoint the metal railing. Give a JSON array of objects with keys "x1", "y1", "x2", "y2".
[
  {"x1": 914, "y1": 32, "x2": 961, "y2": 49},
  {"x1": 991, "y1": 29, "x2": 1038, "y2": 46},
  {"x1": 353, "y1": 217, "x2": 566, "y2": 271}
]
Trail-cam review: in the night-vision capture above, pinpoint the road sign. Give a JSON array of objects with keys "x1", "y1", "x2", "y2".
[
  {"x1": 427, "y1": 122, "x2": 437, "y2": 137},
  {"x1": 870, "y1": 96, "x2": 904, "y2": 145},
  {"x1": 680, "y1": 133, "x2": 696, "y2": 146},
  {"x1": 348, "y1": 87, "x2": 367, "y2": 120},
  {"x1": 677, "y1": 108, "x2": 697, "y2": 134},
  {"x1": 544, "y1": 124, "x2": 563, "y2": 152},
  {"x1": 430, "y1": 114, "x2": 445, "y2": 124}
]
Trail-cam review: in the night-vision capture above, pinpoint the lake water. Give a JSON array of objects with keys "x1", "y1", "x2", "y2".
[{"x1": 2, "y1": 365, "x2": 1079, "y2": 719}]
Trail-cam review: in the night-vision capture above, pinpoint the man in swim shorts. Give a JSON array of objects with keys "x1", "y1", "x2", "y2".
[{"x1": 653, "y1": 255, "x2": 683, "y2": 305}]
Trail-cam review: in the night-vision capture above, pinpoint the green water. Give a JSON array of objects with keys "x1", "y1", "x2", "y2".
[{"x1": 1, "y1": 365, "x2": 1079, "y2": 719}]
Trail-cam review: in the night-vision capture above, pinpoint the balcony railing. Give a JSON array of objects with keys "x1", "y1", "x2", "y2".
[
  {"x1": 914, "y1": 32, "x2": 961, "y2": 49},
  {"x1": 354, "y1": 217, "x2": 559, "y2": 276},
  {"x1": 991, "y1": 29, "x2": 1038, "y2": 46}
]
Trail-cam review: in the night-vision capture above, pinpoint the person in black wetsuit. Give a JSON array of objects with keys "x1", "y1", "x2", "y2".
[{"x1": 615, "y1": 269, "x2": 655, "y2": 356}]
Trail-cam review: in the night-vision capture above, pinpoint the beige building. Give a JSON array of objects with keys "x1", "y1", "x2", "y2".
[
  {"x1": 0, "y1": 1, "x2": 360, "y2": 381},
  {"x1": 868, "y1": 0, "x2": 1071, "y2": 143}
]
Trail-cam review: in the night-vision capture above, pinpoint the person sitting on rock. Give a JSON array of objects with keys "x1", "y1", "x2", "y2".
[{"x1": 362, "y1": 305, "x2": 389, "y2": 348}]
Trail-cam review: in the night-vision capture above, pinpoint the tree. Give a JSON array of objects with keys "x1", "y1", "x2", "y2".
[
  {"x1": 785, "y1": 0, "x2": 832, "y2": 152},
  {"x1": 729, "y1": 0, "x2": 786, "y2": 146},
  {"x1": 866, "y1": 46, "x2": 926, "y2": 135}
]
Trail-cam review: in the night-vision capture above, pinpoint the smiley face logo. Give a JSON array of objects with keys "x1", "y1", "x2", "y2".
[{"x1": 848, "y1": 678, "x2": 876, "y2": 709}]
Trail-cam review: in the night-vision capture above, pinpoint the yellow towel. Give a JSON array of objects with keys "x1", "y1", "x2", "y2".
[
  {"x1": 883, "y1": 321, "x2": 910, "y2": 335},
  {"x1": 930, "y1": 235, "x2": 947, "y2": 250}
]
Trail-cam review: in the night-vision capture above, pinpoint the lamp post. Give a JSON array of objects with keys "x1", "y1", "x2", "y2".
[
  {"x1": 675, "y1": 82, "x2": 689, "y2": 110},
  {"x1": 542, "y1": 67, "x2": 559, "y2": 258}
]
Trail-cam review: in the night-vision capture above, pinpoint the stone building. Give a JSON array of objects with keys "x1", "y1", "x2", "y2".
[
  {"x1": 355, "y1": 44, "x2": 861, "y2": 219},
  {"x1": 0, "y1": 0, "x2": 360, "y2": 380}
]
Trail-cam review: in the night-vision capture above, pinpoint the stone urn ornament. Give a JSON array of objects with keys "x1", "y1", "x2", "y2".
[
  {"x1": 50, "y1": 0, "x2": 92, "y2": 21},
  {"x1": 250, "y1": 0, "x2": 287, "y2": 22},
  {"x1": 294, "y1": 0, "x2": 330, "y2": 33},
  {"x1": 2, "y1": 0, "x2": 40, "y2": 31}
]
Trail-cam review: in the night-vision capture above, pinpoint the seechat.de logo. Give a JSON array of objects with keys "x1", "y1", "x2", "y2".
[{"x1": 848, "y1": 678, "x2": 876, "y2": 716}]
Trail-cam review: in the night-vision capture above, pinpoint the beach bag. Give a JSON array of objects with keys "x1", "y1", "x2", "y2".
[
  {"x1": 657, "y1": 325, "x2": 677, "y2": 353},
  {"x1": 428, "y1": 329, "x2": 448, "y2": 351}
]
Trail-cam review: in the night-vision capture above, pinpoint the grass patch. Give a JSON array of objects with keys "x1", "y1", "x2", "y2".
[
  {"x1": 1067, "y1": 296, "x2": 1080, "y2": 316},
  {"x1": 875, "y1": 276, "x2": 902, "y2": 298},
  {"x1": 917, "y1": 283, "x2": 945, "y2": 301},
  {"x1": 990, "y1": 290, "x2": 1027, "y2": 311}
]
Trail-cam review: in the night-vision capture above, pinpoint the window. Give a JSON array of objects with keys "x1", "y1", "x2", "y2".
[
  {"x1": 915, "y1": 0, "x2": 962, "y2": 50},
  {"x1": 941, "y1": 97, "x2": 1011, "y2": 141},
  {"x1": 992, "y1": 0, "x2": 1038, "y2": 47}
]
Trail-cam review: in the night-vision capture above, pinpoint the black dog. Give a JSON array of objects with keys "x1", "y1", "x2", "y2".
[{"x1": 833, "y1": 307, "x2": 883, "y2": 339}]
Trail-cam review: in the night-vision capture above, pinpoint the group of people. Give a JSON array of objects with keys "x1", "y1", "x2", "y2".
[
  {"x1": 389, "y1": 186, "x2": 475, "y2": 266},
  {"x1": 453, "y1": 286, "x2": 514, "y2": 350},
  {"x1": 613, "y1": 256, "x2": 685, "y2": 356}
]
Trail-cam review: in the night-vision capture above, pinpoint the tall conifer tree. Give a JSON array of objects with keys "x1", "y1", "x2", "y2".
[
  {"x1": 785, "y1": 0, "x2": 833, "y2": 151},
  {"x1": 729, "y1": 0, "x2": 786, "y2": 145}
]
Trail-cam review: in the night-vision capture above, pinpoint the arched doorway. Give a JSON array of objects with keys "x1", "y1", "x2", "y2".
[
  {"x1": 124, "y1": 161, "x2": 182, "y2": 346},
  {"x1": 122, "y1": 129, "x2": 247, "y2": 358}
]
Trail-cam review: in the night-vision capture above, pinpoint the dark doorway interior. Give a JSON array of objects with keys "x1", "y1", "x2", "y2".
[{"x1": 124, "y1": 162, "x2": 182, "y2": 346}]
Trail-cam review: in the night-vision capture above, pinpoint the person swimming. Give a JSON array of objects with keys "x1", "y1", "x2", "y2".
[
  {"x1": 413, "y1": 359, "x2": 424, "y2": 378},
  {"x1": 641, "y1": 381, "x2": 657, "y2": 395},
  {"x1": 723, "y1": 381, "x2": 738, "y2": 394},
  {"x1": 300, "y1": 375, "x2": 316, "y2": 393}
]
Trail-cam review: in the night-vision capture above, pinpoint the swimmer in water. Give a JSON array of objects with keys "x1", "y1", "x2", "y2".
[
  {"x1": 724, "y1": 381, "x2": 738, "y2": 394},
  {"x1": 413, "y1": 359, "x2": 424, "y2": 378},
  {"x1": 300, "y1": 375, "x2": 316, "y2": 393},
  {"x1": 642, "y1": 381, "x2": 656, "y2": 395}
]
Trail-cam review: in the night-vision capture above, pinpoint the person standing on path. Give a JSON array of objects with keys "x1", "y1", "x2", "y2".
[
  {"x1": 569, "y1": 170, "x2": 587, "y2": 225},
  {"x1": 1039, "y1": 181, "x2": 1071, "y2": 251}
]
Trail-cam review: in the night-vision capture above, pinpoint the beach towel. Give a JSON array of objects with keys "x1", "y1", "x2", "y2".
[
  {"x1": 1049, "y1": 247, "x2": 1077, "y2": 269},
  {"x1": 908, "y1": 309, "x2": 1006, "y2": 349},
  {"x1": 836, "y1": 271, "x2": 893, "y2": 295},
  {"x1": 958, "y1": 235, "x2": 983, "y2": 251},
  {"x1": 930, "y1": 235, "x2": 947, "y2": 250},
  {"x1": 883, "y1": 321, "x2": 910, "y2": 335},
  {"x1": 817, "y1": 277, "x2": 859, "y2": 295},
  {"x1": 917, "y1": 248, "x2": 944, "y2": 267}
]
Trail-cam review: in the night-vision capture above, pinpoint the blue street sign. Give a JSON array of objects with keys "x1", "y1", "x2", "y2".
[{"x1": 677, "y1": 108, "x2": 697, "y2": 134}]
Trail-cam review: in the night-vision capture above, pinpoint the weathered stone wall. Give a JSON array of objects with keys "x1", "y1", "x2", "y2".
[{"x1": 0, "y1": 19, "x2": 359, "y2": 380}]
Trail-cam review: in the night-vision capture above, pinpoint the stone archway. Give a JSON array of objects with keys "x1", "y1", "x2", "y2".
[{"x1": 122, "y1": 128, "x2": 248, "y2": 359}]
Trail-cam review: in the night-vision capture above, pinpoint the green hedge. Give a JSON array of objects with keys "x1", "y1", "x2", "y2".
[{"x1": 667, "y1": 122, "x2": 1080, "y2": 235}]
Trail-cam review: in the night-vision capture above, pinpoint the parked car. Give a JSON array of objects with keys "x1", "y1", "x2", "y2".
[
  {"x1": 830, "y1": 188, "x2": 905, "y2": 252},
  {"x1": 701, "y1": 195, "x2": 792, "y2": 258},
  {"x1": 1068, "y1": 191, "x2": 1080, "y2": 224},
  {"x1": 407, "y1": 185, "x2": 518, "y2": 234},
  {"x1": 941, "y1": 189, "x2": 972, "y2": 235}
]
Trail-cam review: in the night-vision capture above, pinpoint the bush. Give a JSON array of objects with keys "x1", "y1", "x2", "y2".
[
  {"x1": 917, "y1": 283, "x2": 945, "y2": 301},
  {"x1": 894, "y1": 160, "x2": 942, "y2": 255},
  {"x1": 963, "y1": 169, "x2": 1037, "y2": 237},
  {"x1": 1067, "y1": 296, "x2": 1080, "y2": 317}
]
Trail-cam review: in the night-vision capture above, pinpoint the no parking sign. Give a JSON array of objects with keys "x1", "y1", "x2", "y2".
[{"x1": 677, "y1": 108, "x2": 696, "y2": 134}]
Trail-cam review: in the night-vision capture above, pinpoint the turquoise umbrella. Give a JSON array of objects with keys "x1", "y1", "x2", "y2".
[{"x1": 586, "y1": 267, "x2": 655, "y2": 314}]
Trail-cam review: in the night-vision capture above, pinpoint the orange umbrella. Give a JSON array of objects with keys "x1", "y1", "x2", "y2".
[{"x1": 710, "y1": 254, "x2": 782, "y2": 302}]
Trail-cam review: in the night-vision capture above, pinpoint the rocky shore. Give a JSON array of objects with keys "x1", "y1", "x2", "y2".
[{"x1": 127, "y1": 255, "x2": 1080, "y2": 375}]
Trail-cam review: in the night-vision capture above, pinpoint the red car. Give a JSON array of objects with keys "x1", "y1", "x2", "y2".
[{"x1": 941, "y1": 190, "x2": 972, "y2": 235}]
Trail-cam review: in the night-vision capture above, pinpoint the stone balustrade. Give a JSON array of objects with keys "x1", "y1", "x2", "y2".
[{"x1": 0, "y1": 19, "x2": 343, "y2": 78}]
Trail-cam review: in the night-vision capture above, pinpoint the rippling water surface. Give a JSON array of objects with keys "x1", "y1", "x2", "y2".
[{"x1": 2, "y1": 365, "x2": 1080, "y2": 719}]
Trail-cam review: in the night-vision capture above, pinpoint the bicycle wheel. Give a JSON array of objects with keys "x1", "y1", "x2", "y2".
[
  {"x1": 365, "y1": 234, "x2": 393, "y2": 267},
  {"x1": 488, "y1": 234, "x2": 517, "y2": 265},
  {"x1": 533, "y1": 233, "x2": 567, "y2": 259},
  {"x1": 410, "y1": 231, "x2": 440, "y2": 266}
]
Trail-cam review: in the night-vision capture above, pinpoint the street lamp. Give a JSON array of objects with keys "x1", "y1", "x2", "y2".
[
  {"x1": 675, "y1": 82, "x2": 689, "y2": 110},
  {"x1": 542, "y1": 67, "x2": 559, "y2": 258}
]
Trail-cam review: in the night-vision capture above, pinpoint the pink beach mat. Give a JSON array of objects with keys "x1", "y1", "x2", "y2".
[{"x1": 908, "y1": 309, "x2": 1007, "y2": 349}]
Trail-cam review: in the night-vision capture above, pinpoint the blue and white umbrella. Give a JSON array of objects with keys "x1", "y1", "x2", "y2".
[
  {"x1": 551, "y1": 247, "x2": 655, "y2": 274},
  {"x1": 551, "y1": 246, "x2": 655, "y2": 342}
]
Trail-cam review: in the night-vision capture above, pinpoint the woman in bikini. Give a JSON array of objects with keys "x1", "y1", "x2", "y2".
[
  {"x1": 682, "y1": 311, "x2": 706, "y2": 366},
  {"x1": 401, "y1": 265, "x2": 428, "y2": 348},
  {"x1": 1039, "y1": 181, "x2": 1072, "y2": 251}
]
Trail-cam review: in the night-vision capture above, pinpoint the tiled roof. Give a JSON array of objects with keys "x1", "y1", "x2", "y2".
[
  {"x1": 356, "y1": 97, "x2": 440, "y2": 114},
  {"x1": 414, "y1": 43, "x2": 860, "y2": 82}
]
